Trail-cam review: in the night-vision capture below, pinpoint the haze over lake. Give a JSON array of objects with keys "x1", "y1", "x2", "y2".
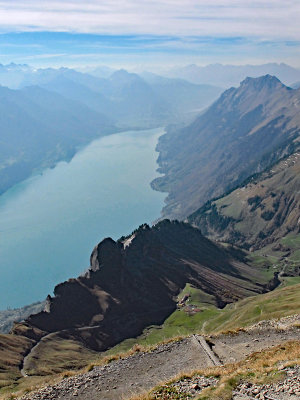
[{"x1": 0, "y1": 128, "x2": 165, "y2": 309}]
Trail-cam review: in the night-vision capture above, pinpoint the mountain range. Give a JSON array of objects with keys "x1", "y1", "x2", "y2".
[
  {"x1": 0, "y1": 71, "x2": 299, "y2": 399},
  {"x1": 0, "y1": 85, "x2": 114, "y2": 194},
  {"x1": 152, "y1": 75, "x2": 300, "y2": 220},
  {"x1": 166, "y1": 62, "x2": 300, "y2": 87},
  {"x1": 0, "y1": 65, "x2": 222, "y2": 194}
]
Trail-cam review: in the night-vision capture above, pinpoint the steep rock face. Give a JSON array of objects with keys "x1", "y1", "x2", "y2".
[
  {"x1": 152, "y1": 75, "x2": 300, "y2": 219},
  {"x1": 18, "y1": 221, "x2": 266, "y2": 351},
  {"x1": 188, "y1": 151, "x2": 300, "y2": 250}
]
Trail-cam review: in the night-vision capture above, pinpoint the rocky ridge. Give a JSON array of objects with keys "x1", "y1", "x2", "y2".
[{"x1": 13, "y1": 220, "x2": 267, "y2": 355}]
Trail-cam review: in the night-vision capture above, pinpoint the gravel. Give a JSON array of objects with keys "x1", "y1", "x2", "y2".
[{"x1": 233, "y1": 365, "x2": 300, "y2": 400}]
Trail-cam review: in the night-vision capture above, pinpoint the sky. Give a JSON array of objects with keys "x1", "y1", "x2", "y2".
[{"x1": 0, "y1": 0, "x2": 299, "y2": 69}]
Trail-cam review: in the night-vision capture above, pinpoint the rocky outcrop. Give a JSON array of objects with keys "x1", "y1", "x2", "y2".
[{"x1": 14, "y1": 220, "x2": 267, "y2": 352}]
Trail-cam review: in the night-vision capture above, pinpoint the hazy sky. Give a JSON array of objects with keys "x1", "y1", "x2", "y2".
[{"x1": 0, "y1": 0, "x2": 299, "y2": 69}]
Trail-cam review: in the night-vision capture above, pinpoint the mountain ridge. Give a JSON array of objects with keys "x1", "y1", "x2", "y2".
[
  {"x1": 12, "y1": 220, "x2": 269, "y2": 353},
  {"x1": 152, "y1": 75, "x2": 300, "y2": 220},
  {"x1": 0, "y1": 84, "x2": 115, "y2": 195},
  {"x1": 166, "y1": 62, "x2": 300, "y2": 87}
]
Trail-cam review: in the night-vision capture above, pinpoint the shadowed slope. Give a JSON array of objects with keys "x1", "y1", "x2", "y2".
[{"x1": 14, "y1": 221, "x2": 268, "y2": 353}]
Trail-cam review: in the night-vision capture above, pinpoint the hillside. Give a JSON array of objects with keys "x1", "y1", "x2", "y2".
[
  {"x1": 0, "y1": 302, "x2": 45, "y2": 334},
  {"x1": 12, "y1": 221, "x2": 268, "y2": 348},
  {"x1": 152, "y1": 75, "x2": 300, "y2": 220},
  {"x1": 188, "y1": 151, "x2": 300, "y2": 252},
  {"x1": 1, "y1": 283, "x2": 299, "y2": 399},
  {"x1": 0, "y1": 220, "x2": 298, "y2": 397},
  {"x1": 0, "y1": 85, "x2": 114, "y2": 194}
]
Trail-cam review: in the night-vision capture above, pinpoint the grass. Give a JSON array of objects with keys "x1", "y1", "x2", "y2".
[
  {"x1": 102, "y1": 283, "x2": 300, "y2": 357},
  {"x1": 178, "y1": 284, "x2": 217, "y2": 307},
  {"x1": 279, "y1": 276, "x2": 300, "y2": 287},
  {"x1": 246, "y1": 253, "x2": 280, "y2": 280},
  {"x1": 0, "y1": 334, "x2": 33, "y2": 389},
  {"x1": 24, "y1": 335, "x2": 100, "y2": 376},
  {"x1": 289, "y1": 249, "x2": 300, "y2": 262},
  {"x1": 129, "y1": 340, "x2": 300, "y2": 400},
  {"x1": 204, "y1": 283, "x2": 300, "y2": 333},
  {"x1": 1, "y1": 282, "x2": 299, "y2": 399},
  {"x1": 281, "y1": 233, "x2": 300, "y2": 249}
]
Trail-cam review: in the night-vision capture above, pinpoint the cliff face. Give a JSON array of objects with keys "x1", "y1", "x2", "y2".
[
  {"x1": 152, "y1": 75, "x2": 300, "y2": 220},
  {"x1": 15, "y1": 221, "x2": 267, "y2": 352}
]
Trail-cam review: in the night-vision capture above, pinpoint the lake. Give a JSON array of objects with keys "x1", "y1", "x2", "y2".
[{"x1": 0, "y1": 128, "x2": 166, "y2": 309}]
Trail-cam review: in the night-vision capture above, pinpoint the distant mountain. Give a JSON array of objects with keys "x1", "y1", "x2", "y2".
[
  {"x1": 141, "y1": 72, "x2": 222, "y2": 119},
  {"x1": 0, "y1": 85, "x2": 114, "y2": 194},
  {"x1": 1, "y1": 66, "x2": 221, "y2": 129},
  {"x1": 78, "y1": 65, "x2": 115, "y2": 78},
  {"x1": 0, "y1": 65, "x2": 224, "y2": 194},
  {"x1": 166, "y1": 63, "x2": 300, "y2": 87},
  {"x1": 36, "y1": 68, "x2": 222, "y2": 128},
  {"x1": 39, "y1": 68, "x2": 173, "y2": 128},
  {"x1": 13, "y1": 220, "x2": 267, "y2": 351},
  {"x1": 292, "y1": 81, "x2": 300, "y2": 89},
  {"x1": 95, "y1": 69, "x2": 173, "y2": 128},
  {"x1": 0, "y1": 301, "x2": 45, "y2": 334},
  {"x1": 0, "y1": 62, "x2": 33, "y2": 89},
  {"x1": 152, "y1": 75, "x2": 300, "y2": 220}
]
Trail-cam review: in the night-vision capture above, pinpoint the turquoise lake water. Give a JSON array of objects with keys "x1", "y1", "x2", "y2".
[{"x1": 0, "y1": 128, "x2": 166, "y2": 309}]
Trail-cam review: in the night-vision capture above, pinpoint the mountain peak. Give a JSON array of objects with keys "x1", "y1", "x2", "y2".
[
  {"x1": 110, "y1": 69, "x2": 141, "y2": 81},
  {"x1": 240, "y1": 74, "x2": 284, "y2": 90}
]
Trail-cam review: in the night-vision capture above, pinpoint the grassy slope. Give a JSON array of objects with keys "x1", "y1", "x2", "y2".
[
  {"x1": 0, "y1": 335, "x2": 33, "y2": 390},
  {"x1": 103, "y1": 282, "x2": 300, "y2": 357},
  {"x1": 1, "y1": 282, "x2": 299, "y2": 399},
  {"x1": 24, "y1": 335, "x2": 99, "y2": 376},
  {"x1": 188, "y1": 151, "x2": 300, "y2": 252}
]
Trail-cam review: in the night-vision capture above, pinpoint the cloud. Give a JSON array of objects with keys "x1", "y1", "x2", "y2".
[{"x1": 0, "y1": 0, "x2": 299, "y2": 40}]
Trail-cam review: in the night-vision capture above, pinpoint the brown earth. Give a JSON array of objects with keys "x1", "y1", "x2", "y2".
[{"x1": 17, "y1": 316, "x2": 300, "y2": 400}]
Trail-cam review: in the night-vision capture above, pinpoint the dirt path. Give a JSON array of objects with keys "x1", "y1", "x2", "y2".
[
  {"x1": 19, "y1": 316, "x2": 300, "y2": 400},
  {"x1": 210, "y1": 317, "x2": 300, "y2": 365},
  {"x1": 20, "y1": 336, "x2": 216, "y2": 400}
]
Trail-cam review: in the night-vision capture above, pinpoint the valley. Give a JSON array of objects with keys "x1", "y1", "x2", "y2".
[
  {"x1": 0, "y1": 128, "x2": 166, "y2": 309},
  {"x1": 0, "y1": 71, "x2": 299, "y2": 400},
  {"x1": 1, "y1": 283, "x2": 299, "y2": 399},
  {"x1": 1, "y1": 1, "x2": 300, "y2": 398},
  {"x1": 152, "y1": 75, "x2": 300, "y2": 220},
  {"x1": 0, "y1": 65, "x2": 221, "y2": 196}
]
